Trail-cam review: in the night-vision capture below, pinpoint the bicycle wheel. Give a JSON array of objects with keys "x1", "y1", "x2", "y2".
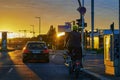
[
  {"x1": 75, "y1": 68, "x2": 79, "y2": 79},
  {"x1": 68, "y1": 62, "x2": 72, "y2": 75}
]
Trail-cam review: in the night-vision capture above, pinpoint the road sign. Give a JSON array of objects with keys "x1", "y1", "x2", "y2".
[
  {"x1": 58, "y1": 25, "x2": 71, "y2": 32},
  {"x1": 77, "y1": 7, "x2": 86, "y2": 15}
]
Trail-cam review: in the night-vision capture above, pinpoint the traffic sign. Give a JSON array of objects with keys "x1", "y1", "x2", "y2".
[{"x1": 77, "y1": 7, "x2": 86, "y2": 15}]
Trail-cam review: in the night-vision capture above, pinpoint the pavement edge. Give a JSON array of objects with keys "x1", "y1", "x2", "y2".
[{"x1": 83, "y1": 69, "x2": 111, "y2": 80}]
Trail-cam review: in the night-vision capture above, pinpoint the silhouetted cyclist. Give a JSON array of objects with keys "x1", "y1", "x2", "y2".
[{"x1": 64, "y1": 25, "x2": 83, "y2": 68}]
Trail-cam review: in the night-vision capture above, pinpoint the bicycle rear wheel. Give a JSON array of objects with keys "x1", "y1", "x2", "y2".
[
  {"x1": 75, "y1": 68, "x2": 79, "y2": 79},
  {"x1": 68, "y1": 62, "x2": 73, "y2": 75}
]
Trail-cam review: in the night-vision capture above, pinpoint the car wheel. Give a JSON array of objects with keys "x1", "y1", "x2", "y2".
[{"x1": 46, "y1": 59, "x2": 49, "y2": 63}]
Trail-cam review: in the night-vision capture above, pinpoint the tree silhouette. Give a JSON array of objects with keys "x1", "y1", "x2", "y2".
[{"x1": 47, "y1": 25, "x2": 57, "y2": 49}]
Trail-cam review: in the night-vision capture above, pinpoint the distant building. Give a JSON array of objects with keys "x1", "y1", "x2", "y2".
[{"x1": 87, "y1": 29, "x2": 119, "y2": 49}]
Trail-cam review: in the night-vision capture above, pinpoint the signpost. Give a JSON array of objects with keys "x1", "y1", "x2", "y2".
[
  {"x1": 77, "y1": 7, "x2": 86, "y2": 15},
  {"x1": 77, "y1": 0, "x2": 86, "y2": 67},
  {"x1": 58, "y1": 24, "x2": 71, "y2": 32}
]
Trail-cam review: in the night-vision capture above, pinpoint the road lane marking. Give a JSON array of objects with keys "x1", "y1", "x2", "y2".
[
  {"x1": 52, "y1": 55, "x2": 56, "y2": 59},
  {"x1": 8, "y1": 68, "x2": 13, "y2": 73}
]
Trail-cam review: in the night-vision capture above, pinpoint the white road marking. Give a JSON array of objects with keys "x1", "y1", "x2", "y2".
[
  {"x1": 52, "y1": 55, "x2": 56, "y2": 59},
  {"x1": 8, "y1": 68, "x2": 13, "y2": 73}
]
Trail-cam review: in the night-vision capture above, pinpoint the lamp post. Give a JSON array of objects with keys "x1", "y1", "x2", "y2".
[
  {"x1": 30, "y1": 25, "x2": 35, "y2": 37},
  {"x1": 118, "y1": 0, "x2": 120, "y2": 54},
  {"x1": 35, "y1": 17, "x2": 41, "y2": 35},
  {"x1": 119, "y1": 0, "x2": 120, "y2": 75}
]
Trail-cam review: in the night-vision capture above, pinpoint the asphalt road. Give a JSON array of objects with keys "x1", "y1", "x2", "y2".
[{"x1": 0, "y1": 50, "x2": 96, "y2": 80}]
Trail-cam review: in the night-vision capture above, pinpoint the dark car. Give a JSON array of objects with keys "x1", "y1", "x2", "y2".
[{"x1": 22, "y1": 41, "x2": 49, "y2": 63}]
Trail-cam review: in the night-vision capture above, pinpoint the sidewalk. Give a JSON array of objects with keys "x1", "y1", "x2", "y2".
[{"x1": 83, "y1": 50, "x2": 120, "y2": 80}]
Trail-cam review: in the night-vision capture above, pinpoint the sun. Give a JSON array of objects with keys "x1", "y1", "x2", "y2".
[
  {"x1": 57, "y1": 32, "x2": 65, "y2": 38},
  {"x1": 7, "y1": 33, "x2": 15, "y2": 38}
]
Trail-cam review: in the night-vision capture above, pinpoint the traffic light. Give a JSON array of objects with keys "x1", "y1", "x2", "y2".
[
  {"x1": 110, "y1": 22, "x2": 114, "y2": 32},
  {"x1": 76, "y1": 19, "x2": 82, "y2": 26},
  {"x1": 2, "y1": 32, "x2": 7, "y2": 39},
  {"x1": 76, "y1": 19, "x2": 87, "y2": 27},
  {"x1": 1, "y1": 32, "x2": 7, "y2": 51}
]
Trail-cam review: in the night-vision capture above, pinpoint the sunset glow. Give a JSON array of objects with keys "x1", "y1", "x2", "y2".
[
  {"x1": 57, "y1": 32, "x2": 65, "y2": 38},
  {"x1": 0, "y1": 32, "x2": 19, "y2": 39},
  {"x1": 0, "y1": 0, "x2": 119, "y2": 35}
]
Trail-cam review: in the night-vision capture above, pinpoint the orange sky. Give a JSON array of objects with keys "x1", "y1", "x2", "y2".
[{"x1": 0, "y1": 0, "x2": 119, "y2": 37}]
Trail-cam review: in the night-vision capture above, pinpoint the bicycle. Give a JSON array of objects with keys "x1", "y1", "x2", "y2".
[{"x1": 64, "y1": 49, "x2": 82, "y2": 79}]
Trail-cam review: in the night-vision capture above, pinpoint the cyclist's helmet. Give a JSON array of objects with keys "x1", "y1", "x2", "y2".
[{"x1": 72, "y1": 25, "x2": 78, "y2": 31}]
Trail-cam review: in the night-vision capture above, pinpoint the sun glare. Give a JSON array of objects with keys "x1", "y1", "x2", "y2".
[
  {"x1": 8, "y1": 33, "x2": 16, "y2": 38},
  {"x1": 57, "y1": 32, "x2": 65, "y2": 38},
  {"x1": 0, "y1": 32, "x2": 19, "y2": 39}
]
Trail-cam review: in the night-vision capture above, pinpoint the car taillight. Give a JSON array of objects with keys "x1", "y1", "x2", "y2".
[
  {"x1": 43, "y1": 49, "x2": 49, "y2": 53},
  {"x1": 23, "y1": 48, "x2": 29, "y2": 53}
]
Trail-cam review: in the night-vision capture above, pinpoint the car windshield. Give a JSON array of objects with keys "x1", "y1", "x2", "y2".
[{"x1": 27, "y1": 43, "x2": 46, "y2": 49}]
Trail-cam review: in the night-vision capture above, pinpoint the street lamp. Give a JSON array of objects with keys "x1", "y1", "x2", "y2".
[
  {"x1": 35, "y1": 17, "x2": 41, "y2": 35},
  {"x1": 91, "y1": 0, "x2": 94, "y2": 49},
  {"x1": 30, "y1": 25, "x2": 35, "y2": 37},
  {"x1": 118, "y1": 0, "x2": 120, "y2": 74}
]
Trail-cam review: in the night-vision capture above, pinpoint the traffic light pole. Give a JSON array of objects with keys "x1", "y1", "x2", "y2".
[
  {"x1": 77, "y1": 0, "x2": 82, "y2": 19},
  {"x1": 77, "y1": 0, "x2": 85, "y2": 62},
  {"x1": 81, "y1": 0, "x2": 85, "y2": 56}
]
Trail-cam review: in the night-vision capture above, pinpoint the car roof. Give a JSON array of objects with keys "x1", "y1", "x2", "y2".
[{"x1": 26, "y1": 41, "x2": 46, "y2": 44}]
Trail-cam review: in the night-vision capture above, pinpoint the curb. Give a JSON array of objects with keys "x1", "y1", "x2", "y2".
[
  {"x1": 83, "y1": 69, "x2": 111, "y2": 80},
  {"x1": 64, "y1": 63, "x2": 110, "y2": 80}
]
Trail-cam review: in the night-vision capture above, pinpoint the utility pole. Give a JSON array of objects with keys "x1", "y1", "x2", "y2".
[
  {"x1": 91, "y1": 0, "x2": 94, "y2": 49},
  {"x1": 77, "y1": 0, "x2": 86, "y2": 53},
  {"x1": 35, "y1": 17, "x2": 41, "y2": 35},
  {"x1": 119, "y1": 0, "x2": 120, "y2": 40},
  {"x1": 77, "y1": 0, "x2": 86, "y2": 67},
  {"x1": 30, "y1": 25, "x2": 35, "y2": 37},
  {"x1": 118, "y1": 0, "x2": 120, "y2": 52},
  {"x1": 119, "y1": 0, "x2": 120, "y2": 75}
]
